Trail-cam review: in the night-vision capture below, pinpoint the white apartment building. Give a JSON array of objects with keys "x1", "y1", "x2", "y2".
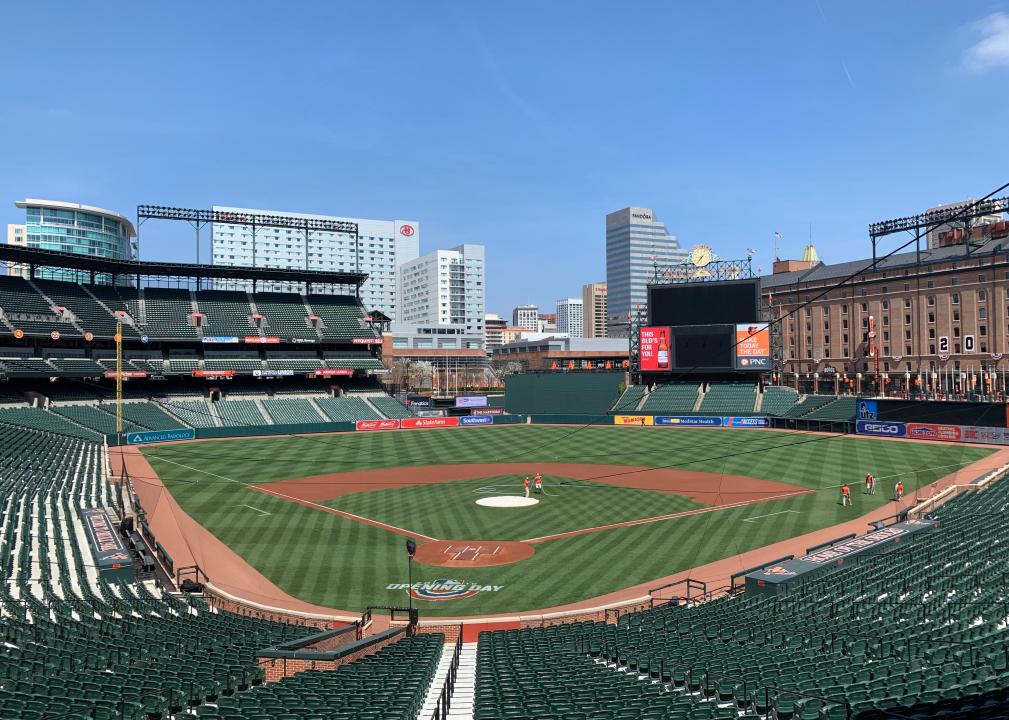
[
  {"x1": 512, "y1": 304, "x2": 539, "y2": 330},
  {"x1": 211, "y1": 205, "x2": 419, "y2": 318},
  {"x1": 556, "y1": 298, "x2": 584, "y2": 337},
  {"x1": 394, "y1": 244, "x2": 485, "y2": 349}
]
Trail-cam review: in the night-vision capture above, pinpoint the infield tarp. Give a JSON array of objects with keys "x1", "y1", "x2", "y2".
[{"x1": 83, "y1": 507, "x2": 133, "y2": 574}]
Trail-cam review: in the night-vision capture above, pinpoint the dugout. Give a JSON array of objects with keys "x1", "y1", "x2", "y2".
[{"x1": 504, "y1": 371, "x2": 624, "y2": 415}]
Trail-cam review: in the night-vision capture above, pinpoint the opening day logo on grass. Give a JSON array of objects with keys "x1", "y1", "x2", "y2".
[{"x1": 386, "y1": 579, "x2": 505, "y2": 601}]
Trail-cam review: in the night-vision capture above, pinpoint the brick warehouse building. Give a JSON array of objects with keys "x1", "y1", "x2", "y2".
[{"x1": 762, "y1": 224, "x2": 1009, "y2": 394}]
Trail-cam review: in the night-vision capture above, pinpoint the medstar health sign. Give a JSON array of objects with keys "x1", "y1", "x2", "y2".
[{"x1": 386, "y1": 579, "x2": 504, "y2": 601}]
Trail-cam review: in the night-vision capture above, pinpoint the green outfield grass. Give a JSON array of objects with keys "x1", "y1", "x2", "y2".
[{"x1": 142, "y1": 425, "x2": 993, "y2": 616}]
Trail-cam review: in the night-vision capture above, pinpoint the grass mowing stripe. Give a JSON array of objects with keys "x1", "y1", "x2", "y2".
[{"x1": 145, "y1": 425, "x2": 994, "y2": 615}]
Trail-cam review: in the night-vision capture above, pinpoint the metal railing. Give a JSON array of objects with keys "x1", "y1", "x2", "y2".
[{"x1": 432, "y1": 627, "x2": 464, "y2": 720}]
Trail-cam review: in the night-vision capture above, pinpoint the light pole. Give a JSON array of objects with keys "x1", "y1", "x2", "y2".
[{"x1": 405, "y1": 538, "x2": 417, "y2": 612}]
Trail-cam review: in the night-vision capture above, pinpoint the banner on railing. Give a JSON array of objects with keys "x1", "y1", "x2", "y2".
[
  {"x1": 613, "y1": 415, "x2": 653, "y2": 426},
  {"x1": 126, "y1": 428, "x2": 197, "y2": 445},
  {"x1": 855, "y1": 420, "x2": 906, "y2": 438},
  {"x1": 356, "y1": 419, "x2": 400, "y2": 431},
  {"x1": 654, "y1": 416, "x2": 722, "y2": 427}
]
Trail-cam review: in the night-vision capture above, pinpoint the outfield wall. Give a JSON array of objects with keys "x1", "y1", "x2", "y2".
[{"x1": 505, "y1": 372, "x2": 624, "y2": 415}]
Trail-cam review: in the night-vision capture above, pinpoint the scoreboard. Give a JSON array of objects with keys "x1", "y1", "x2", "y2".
[{"x1": 641, "y1": 279, "x2": 768, "y2": 373}]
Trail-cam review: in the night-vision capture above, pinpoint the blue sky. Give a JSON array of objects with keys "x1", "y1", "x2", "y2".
[{"x1": 2, "y1": 2, "x2": 1009, "y2": 316}]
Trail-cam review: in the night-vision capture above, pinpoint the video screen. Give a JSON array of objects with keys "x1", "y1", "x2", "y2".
[{"x1": 648, "y1": 279, "x2": 759, "y2": 326}]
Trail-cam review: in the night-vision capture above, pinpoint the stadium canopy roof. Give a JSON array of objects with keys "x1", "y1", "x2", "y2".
[{"x1": 0, "y1": 245, "x2": 369, "y2": 286}]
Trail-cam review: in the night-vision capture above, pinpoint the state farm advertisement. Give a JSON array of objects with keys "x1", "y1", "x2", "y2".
[
  {"x1": 735, "y1": 323, "x2": 770, "y2": 370},
  {"x1": 401, "y1": 417, "x2": 460, "y2": 429},
  {"x1": 640, "y1": 326, "x2": 670, "y2": 372},
  {"x1": 905, "y1": 423, "x2": 962, "y2": 442},
  {"x1": 356, "y1": 419, "x2": 400, "y2": 431}
]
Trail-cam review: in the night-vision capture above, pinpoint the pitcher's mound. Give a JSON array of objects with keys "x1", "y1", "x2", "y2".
[
  {"x1": 414, "y1": 540, "x2": 534, "y2": 567},
  {"x1": 476, "y1": 496, "x2": 539, "y2": 508}
]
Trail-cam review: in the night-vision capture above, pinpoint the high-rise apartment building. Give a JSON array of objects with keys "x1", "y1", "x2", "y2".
[
  {"x1": 394, "y1": 244, "x2": 485, "y2": 349},
  {"x1": 556, "y1": 298, "x2": 584, "y2": 337},
  {"x1": 484, "y1": 313, "x2": 506, "y2": 348},
  {"x1": 606, "y1": 207, "x2": 687, "y2": 336},
  {"x1": 512, "y1": 304, "x2": 539, "y2": 330},
  {"x1": 211, "y1": 205, "x2": 419, "y2": 318},
  {"x1": 582, "y1": 281, "x2": 608, "y2": 338}
]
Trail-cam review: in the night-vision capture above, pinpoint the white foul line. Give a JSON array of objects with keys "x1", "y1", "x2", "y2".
[
  {"x1": 235, "y1": 504, "x2": 270, "y2": 516},
  {"x1": 742, "y1": 509, "x2": 801, "y2": 523}
]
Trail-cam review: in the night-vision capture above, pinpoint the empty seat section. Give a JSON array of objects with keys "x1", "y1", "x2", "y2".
[
  {"x1": 308, "y1": 294, "x2": 374, "y2": 339},
  {"x1": 369, "y1": 395, "x2": 414, "y2": 418},
  {"x1": 254, "y1": 292, "x2": 317, "y2": 339},
  {"x1": 34, "y1": 279, "x2": 121, "y2": 337},
  {"x1": 261, "y1": 397, "x2": 323, "y2": 424},
  {"x1": 0, "y1": 276, "x2": 79, "y2": 336},
  {"x1": 140, "y1": 287, "x2": 198, "y2": 339},
  {"x1": 699, "y1": 383, "x2": 756, "y2": 414},
  {"x1": 783, "y1": 394, "x2": 837, "y2": 418},
  {"x1": 804, "y1": 394, "x2": 857, "y2": 421},
  {"x1": 760, "y1": 386, "x2": 799, "y2": 415},
  {"x1": 195, "y1": 290, "x2": 255, "y2": 337},
  {"x1": 48, "y1": 357, "x2": 105, "y2": 375},
  {"x1": 640, "y1": 382, "x2": 700, "y2": 414},
  {"x1": 610, "y1": 384, "x2": 646, "y2": 413},
  {"x1": 216, "y1": 400, "x2": 268, "y2": 426},
  {"x1": 315, "y1": 396, "x2": 381, "y2": 422},
  {"x1": 163, "y1": 400, "x2": 218, "y2": 427},
  {"x1": 51, "y1": 404, "x2": 143, "y2": 434},
  {"x1": 324, "y1": 350, "x2": 384, "y2": 370}
]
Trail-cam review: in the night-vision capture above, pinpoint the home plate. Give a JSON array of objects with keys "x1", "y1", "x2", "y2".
[{"x1": 476, "y1": 496, "x2": 540, "y2": 508}]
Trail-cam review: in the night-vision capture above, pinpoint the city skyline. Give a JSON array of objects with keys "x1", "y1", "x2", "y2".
[{"x1": 2, "y1": 3, "x2": 1009, "y2": 314}]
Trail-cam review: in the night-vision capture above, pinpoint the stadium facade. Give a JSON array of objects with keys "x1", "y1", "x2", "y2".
[
  {"x1": 210, "y1": 205, "x2": 419, "y2": 318},
  {"x1": 606, "y1": 206, "x2": 687, "y2": 337},
  {"x1": 763, "y1": 225, "x2": 1009, "y2": 384}
]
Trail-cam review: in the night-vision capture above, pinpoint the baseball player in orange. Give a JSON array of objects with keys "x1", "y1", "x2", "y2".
[{"x1": 523, "y1": 476, "x2": 530, "y2": 498}]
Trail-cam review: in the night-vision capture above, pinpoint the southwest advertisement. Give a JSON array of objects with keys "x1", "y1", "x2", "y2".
[
  {"x1": 734, "y1": 323, "x2": 770, "y2": 370},
  {"x1": 639, "y1": 326, "x2": 670, "y2": 372}
]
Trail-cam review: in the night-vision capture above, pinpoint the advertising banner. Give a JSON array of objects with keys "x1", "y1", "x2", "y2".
[
  {"x1": 126, "y1": 428, "x2": 197, "y2": 445},
  {"x1": 351, "y1": 338, "x2": 383, "y2": 345},
  {"x1": 855, "y1": 419, "x2": 906, "y2": 438},
  {"x1": 312, "y1": 369, "x2": 354, "y2": 377},
  {"x1": 471, "y1": 407, "x2": 504, "y2": 416},
  {"x1": 640, "y1": 326, "x2": 671, "y2": 372},
  {"x1": 356, "y1": 419, "x2": 400, "y2": 431},
  {"x1": 82, "y1": 508, "x2": 133, "y2": 569},
  {"x1": 288, "y1": 338, "x2": 318, "y2": 344},
  {"x1": 654, "y1": 416, "x2": 722, "y2": 427},
  {"x1": 402, "y1": 417, "x2": 461, "y2": 429},
  {"x1": 614, "y1": 415, "x2": 654, "y2": 426},
  {"x1": 202, "y1": 336, "x2": 240, "y2": 344},
  {"x1": 723, "y1": 416, "x2": 769, "y2": 428},
  {"x1": 416, "y1": 410, "x2": 447, "y2": 417},
  {"x1": 856, "y1": 399, "x2": 878, "y2": 420},
  {"x1": 252, "y1": 369, "x2": 294, "y2": 378},
  {"x1": 192, "y1": 369, "x2": 236, "y2": 378},
  {"x1": 905, "y1": 423, "x2": 962, "y2": 442},
  {"x1": 103, "y1": 370, "x2": 148, "y2": 379},
  {"x1": 244, "y1": 336, "x2": 281, "y2": 344},
  {"x1": 459, "y1": 415, "x2": 494, "y2": 426},
  {"x1": 962, "y1": 426, "x2": 1009, "y2": 445},
  {"x1": 407, "y1": 396, "x2": 433, "y2": 408},
  {"x1": 456, "y1": 395, "x2": 488, "y2": 408},
  {"x1": 734, "y1": 323, "x2": 770, "y2": 370}
]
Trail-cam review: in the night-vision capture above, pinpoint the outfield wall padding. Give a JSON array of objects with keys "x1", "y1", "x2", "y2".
[{"x1": 504, "y1": 372, "x2": 624, "y2": 415}]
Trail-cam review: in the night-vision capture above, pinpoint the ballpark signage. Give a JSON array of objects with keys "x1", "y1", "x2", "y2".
[
  {"x1": 252, "y1": 369, "x2": 294, "y2": 378},
  {"x1": 471, "y1": 407, "x2": 504, "y2": 416},
  {"x1": 654, "y1": 416, "x2": 722, "y2": 427},
  {"x1": 455, "y1": 395, "x2": 488, "y2": 408},
  {"x1": 103, "y1": 370, "x2": 148, "y2": 379},
  {"x1": 459, "y1": 415, "x2": 494, "y2": 426},
  {"x1": 313, "y1": 369, "x2": 354, "y2": 377},
  {"x1": 962, "y1": 426, "x2": 1009, "y2": 445},
  {"x1": 356, "y1": 419, "x2": 400, "y2": 431},
  {"x1": 905, "y1": 423, "x2": 961, "y2": 442},
  {"x1": 386, "y1": 579, "x2": 503, "y2": 601},
  {"x1": 855, "y1": 420, "x2": 906, "y2": 438},
  {"x1": 126, "y1": 428, "x2": 196, "y2": 445},
  {"x1": 614, "y1": 415, "x2": 653, "y2": 426},
  {"x1": 244, "y1": 336, "x2": 280, "y2": 344},
  {"x1": 639, "y1": 326, "x2": 670, "y2": 372},
  {"x1": 734, "y1": 323, "x2": 770, "y2": 369},
  {"x1": 202, "y1": 336, "x2": 240, "y2": 344},
  {"x1": 193, "y1": 369, "x2": 235, "y2": 378},
  {"x1": 402, "y1": 417, "x2": 460, "y2": 429},
  {"x1": 82, "y1": 508, "x2": 133, "y2": 570},
  {"x1": 724, "y1": 416, "x2": 769, "y2": 428},
  {"x1": 351, "y1": 338, "x2": 383, "y2": 345}
]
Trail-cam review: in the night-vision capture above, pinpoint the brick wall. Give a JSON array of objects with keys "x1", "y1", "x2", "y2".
[{"x1": 257, "y1": 631, "x2": 404, "y2": 683}]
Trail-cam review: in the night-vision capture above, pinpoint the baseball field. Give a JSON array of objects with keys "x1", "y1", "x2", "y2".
[{"x1": 140, "y1": 424, "x2": 993, "y2": 616}]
